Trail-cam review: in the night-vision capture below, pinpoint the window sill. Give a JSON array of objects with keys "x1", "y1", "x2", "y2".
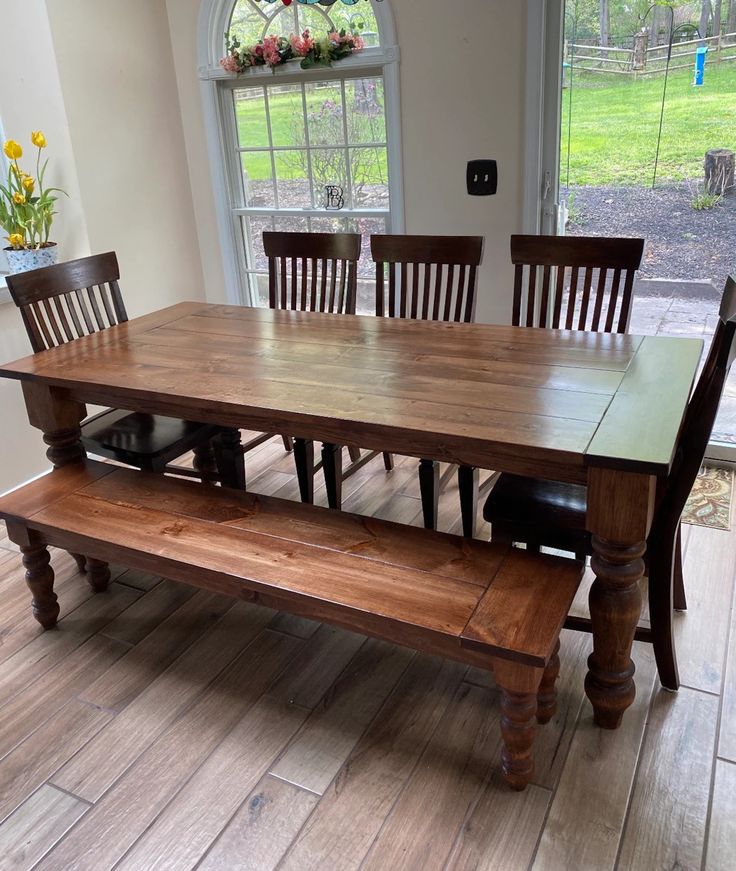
[{"x1": 0, "y1": 275, "x2": 9, "y2": 305}]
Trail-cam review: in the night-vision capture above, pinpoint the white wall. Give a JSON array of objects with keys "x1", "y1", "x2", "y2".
[
  {"x1": 0, "y1": 0, "x2": 91, "y2": 491},
  {"x1": 167, "y1": 0, "x2": 528, "y2": 323},
  {"x1": 0, "y1": 0, "x2": 207, "y2": 491}
]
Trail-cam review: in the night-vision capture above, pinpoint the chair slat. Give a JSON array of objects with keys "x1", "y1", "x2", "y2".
[
  {"x1": 443, "y1": 265, "x2": 455, "y2": 322},
  {"x1": 310, "y1": 259, "x2": 318, "y2": 311},
  {"x1": 376, "y1": 262, "x2": 385, "y2": 317},
  {"x1": 422, "y1": 264, "x2": 432, "y2": 320},
  {"x1": 577, "y1": 267, "x2": 595, "y2": 330},
  {"x1": 41, "y1": 298, "x2": 65, "y2": 345},
  {"x1": 51, "y1": 296, "x2": 75, "y2": 343},
  {"x1": 337, "y1": 259, "x2": 347, "y2": 313},
  {"x1": 290, "y1": 257, "x2": 298, "y2": 310},
  {"x1": 539, "y1": 265, "x2": 552, "y2": 329},
  {"x1": 590, "y1": 268, "x2": 608, "y2": 331},
  {"x1": 432, "y1": 264, "x2": 443, "y2": 321},
  {"x1": 454, "y1": 265, "x2": 467, "y2": 322},
  {"x1": 328, "y1": 259, "x2": 337, "y2": 313},
  {"x1": 109, "y1": 279, "x2": 128, "y2": 321},
  {"x1": 320, "y1": 258, "x2": 328, "y2": 312},
  {"x1": 400, "y1": 262, "x2": 408, "y2": 318},
  {"x1": 526, "y1": 266, "x2": 537, "y2": 328},
  {"x1": 74, "y1": 288, "x2": 95, "y2": 333},
  {"x1": 552, "y1": 266, "x2": 565, "y2": 328},
  {"x1": 280, "y1": 258, "x2": 288, "y2": 310},
  {"x1": 98, "y1": 285, "x2": 117, "y2": 326},
  {"x1": 605, "y1": 269, "x2": 623, "y2": 332},
  {"x1": 301, "y1": 257, "x2": 308, "y2": 311},
  {"x1": 63, "y1": 292, "x2": 85, "y2": 337},
  {"x1": 86, "y1": 287, "x2": 106, "y2": 331},
  {"x1": 618, "y1": 270, "x2": 637, "y2": 332},
  {"x1": 512, "y1": 265, "x2": 524, "y2": 326},
  {"x1": 31, "y1": 303, "x2": 55, "y2": 349},
  {"x1": 565, "y1": 267, "x2": 579, "y2": 331},
  {"x1": 388, "y1": 263, "x2": 397, "y2": 318},
  {"x1": 465, "y1": 266, "x2": 477, "y2": 322},
  {"x1": 410, "y1": 262, "x2": 419, "y2": 319}
]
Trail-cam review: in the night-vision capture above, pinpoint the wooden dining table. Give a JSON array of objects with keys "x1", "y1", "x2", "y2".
[{"x1": 0, "y1": 301, "x2": 703, "y2": 729}]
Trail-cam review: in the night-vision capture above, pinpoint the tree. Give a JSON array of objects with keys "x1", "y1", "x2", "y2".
[
  {"x1": 729, "y1": 0, "x2": 736, "y2": 33},
  {"x1": 700, "y1": 0, "x2": 713, "y2": 36},
  {"x1": 713, "y1": 0, "x2": 723, "y2": 35}
]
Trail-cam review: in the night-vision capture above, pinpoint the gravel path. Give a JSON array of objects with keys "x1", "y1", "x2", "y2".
[{"x1": 562, "y1": 183, "x2": 736, "y2": 284}]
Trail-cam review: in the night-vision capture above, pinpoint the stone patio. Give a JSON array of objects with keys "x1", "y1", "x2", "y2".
[{"x1": 630, "y1": 278, "x2": 735, "y2": 444}]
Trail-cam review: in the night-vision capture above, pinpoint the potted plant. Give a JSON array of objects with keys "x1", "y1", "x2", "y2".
[{"x1": 1, "y1": 132, "x2": 66, "y2": 273}]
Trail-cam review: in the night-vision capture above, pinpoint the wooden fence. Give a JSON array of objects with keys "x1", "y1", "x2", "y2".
[{"x1": 568, "y1": 30, "x2": 736, "y2": 76}]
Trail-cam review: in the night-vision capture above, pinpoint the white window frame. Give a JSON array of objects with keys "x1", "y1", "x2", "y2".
[{"x1": 198, "y1": 0, "x2": 404, "y2": 306}]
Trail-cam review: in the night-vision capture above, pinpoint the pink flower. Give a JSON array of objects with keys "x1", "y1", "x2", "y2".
[
  {"x1": 253, "y1": 44, "x2": 264, "y2": 57},
  {"x1": 290, "y1": 29, "x2": 314, "y2": 57},
  {"x1": 351, "y1": 34, "x2": 365, "y2": 51},
  {"x1": 219, "y1": 54, "x2": 240, "y2": 73}
]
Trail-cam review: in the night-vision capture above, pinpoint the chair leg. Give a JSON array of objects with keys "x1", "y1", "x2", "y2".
[
  {"x1": 214, "y1": 429, "x2": 246, "y2": 491},
  {"x1": 347, "y1": 445, "x2": 361, "y2": 462},
  {"x1": 293, "y1": 438, "x2": 315, "y2": 505},
  {"x1": 20, "y1": 538, "x2": 59, "y2": 630},
  {"x1": 282, "y1": 435, "x2": 294, "y2": 453},
  {"x1": 383, "y1": 453, "x2": 394, "y2": 472},
  {"x1": 322, "y1": 443, "x2": 343, "y2": 510},
  {"x1": 70, "y1": 553, "x2": 87, "y2": 574},
  {"x1": 419, "y1": 459, "x2": 440, "y2": 530},
  {"x1": 673, "y1": 526, "x2": 687, "y2": 611},
  {"x1": 536, "y1": 639, "x2": 561, "y2": 724},
  {"x1": 648, "y1": 557, "x2": 680, "y2": 691},
  {"x1": 192, "y1": 439, "x2": 218, "y2": 483},
  {"x1": 86, "y1": 558, "x2": 111, "y2": 593},
  {"x1": 458, "y1": 465, "x2": 479, "y2": 539}
]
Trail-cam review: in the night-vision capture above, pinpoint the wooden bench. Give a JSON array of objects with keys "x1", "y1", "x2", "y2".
[{"x1": 0, "y1": 461, "x2": 584, "y2": 790}]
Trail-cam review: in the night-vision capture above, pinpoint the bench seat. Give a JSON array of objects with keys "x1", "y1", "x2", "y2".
[{"x1": 0, "y1": 461, "x2": 584, "y2": 790}]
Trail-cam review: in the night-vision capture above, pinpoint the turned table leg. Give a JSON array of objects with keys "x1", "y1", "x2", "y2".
[
  {"x1": 192, "y1": 439, "x2": 219, "y2": 483},
  {"x1": 86, "y1": 558, "x2": 111, "y2": 593},
  {"x1": 585, "y1": 468, "x2": 655, "y2": 730}
]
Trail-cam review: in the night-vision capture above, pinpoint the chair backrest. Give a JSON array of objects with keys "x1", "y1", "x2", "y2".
[
  {"x1": 6, "y1": 252, "x2": 127, "y2": 353},
  {"x1": 510, "y1": 235, "x2": 645, "y2": 332},
  {"x1": 263, "y1": 232, "x2": 361, "y2": 315},
  {"x1": 371, "y1": 234, "x2": 484, "y2": 323},
  {"x1": 654, "y1": 275, "x2": 736, "y2": 540}
]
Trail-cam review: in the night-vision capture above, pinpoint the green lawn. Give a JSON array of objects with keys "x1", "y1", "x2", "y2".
[{"x1": 561, "y1": 61, "x2": 736, "y2": 186}]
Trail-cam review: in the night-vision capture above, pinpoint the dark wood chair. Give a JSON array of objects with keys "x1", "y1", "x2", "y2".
[
  {"x1": 511, "y1": 234, "x2": 645, "y2": 332},
  {"x1": 371, "y1": 234, "x2": 485, "y2": 534},
  {"x1": 484, "y1": 274, "x2": 736, "y2": 691},
  {"x1": 262, "y1": 231, "x2": 366, "y2": 507},
  {"x1": 6, "y1": 253, "x2": 245, "y2": 510}
]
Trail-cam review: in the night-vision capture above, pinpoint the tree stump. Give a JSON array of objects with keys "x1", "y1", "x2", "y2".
[{"x1": 704, "y1": 149, "x2": 735, "y2": 196}]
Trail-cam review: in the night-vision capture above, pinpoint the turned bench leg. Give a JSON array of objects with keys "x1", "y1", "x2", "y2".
[
  {"x1": 492, "y1": 659, "x2": 546, "y2": 791},
  {"x1": 537, "y1": 639, "x2": 561, "y2": 725},
  {"x1": 86, "y1": 558, "x2": 111, "y2": 593},
  {"x1": 17, "y1": 533, "x2": 60, "y2": 630}
]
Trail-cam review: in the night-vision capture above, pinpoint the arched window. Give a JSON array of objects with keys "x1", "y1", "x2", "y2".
[{"x1": 199, "y1": 0, "x2": 403, "y2": 310}]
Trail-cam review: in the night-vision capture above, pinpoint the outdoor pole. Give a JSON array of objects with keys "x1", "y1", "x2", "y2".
[
  {"x1": 565, "y1": 13, "x2": 577, "y2": 190},
  {"x1": 644, "y1": 3, "x2": 676, "y2": 189}
]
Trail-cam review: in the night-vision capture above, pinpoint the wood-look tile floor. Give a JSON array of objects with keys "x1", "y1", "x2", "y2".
[{"x1": 0, "y1": 435, "x2": 734, "y2": 870}]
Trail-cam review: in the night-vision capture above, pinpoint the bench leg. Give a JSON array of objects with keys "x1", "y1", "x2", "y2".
[
  {"x1": 458, "y1": 465, "x2": 479, "y2": 539},
  {"x1": 322, "y1": 443, "x2": 343, "y2": 510},
  {"x1": 536, "y1": 639, "x2": 561, "y2": 724},
  {"x1": 493, "y1": 660, "x2": 543, "y2": 791},
  {"x1": 419, "y1": 459, "x2": 440, "y2": 530},
  {"x1": 19, "y1": 535, "x2": 59, "y2": 630},
  {"x1": 86, "y1": 558, "x2": 111, "y2": 593}
]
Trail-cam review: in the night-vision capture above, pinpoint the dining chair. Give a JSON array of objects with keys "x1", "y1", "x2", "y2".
[
  {"x1": 371, "y1": 233, "x2": 485, "y2": 534},
  {"x1": 510, "y1": 234, "x2": 645, "y2": 331},
  {"x1": 453, "y1": 234, "x2": 648, "y2": 538},
  {"x1": 7, "y1": 251, "x2": 246, "y2": 571},
  {"x1": 262, "y1": 231, "x2": 365, "y2": 507},
  {"x1": 484, "y1": 274, "x2": 736, "y2": 691}
]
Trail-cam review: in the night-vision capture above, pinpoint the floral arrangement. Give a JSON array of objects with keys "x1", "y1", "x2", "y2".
[
  {"x1": 220, "y1": 28, "x2": 365, "y2": 73},
  {"x1": 1, "y1": 133, "x2": 65, "y2": 250}
]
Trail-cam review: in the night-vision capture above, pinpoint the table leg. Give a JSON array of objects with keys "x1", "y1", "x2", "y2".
[
  {"x1": 22, "y1": 382, "x2": 87, "y2": 467},
  {"x1": 585, "y1": 468, "x2": 655, "y2": 729}
]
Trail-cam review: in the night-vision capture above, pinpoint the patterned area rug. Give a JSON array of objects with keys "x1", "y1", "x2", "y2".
[{"x1": 682, "y1": 466, "x2": 734, "y2": 531}]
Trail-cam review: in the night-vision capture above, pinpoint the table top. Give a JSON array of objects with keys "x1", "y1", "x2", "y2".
[{"x1": 0, "y1": 302, "x2": 703, "y2": 481}]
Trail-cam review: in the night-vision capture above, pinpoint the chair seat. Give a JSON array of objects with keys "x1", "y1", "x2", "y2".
[
  {"x1": 81, "y1": 409, "x2": 219, "y2": 467},
  {"x1": 483, "y1": 473, "x2": 591, "y2": 552}
]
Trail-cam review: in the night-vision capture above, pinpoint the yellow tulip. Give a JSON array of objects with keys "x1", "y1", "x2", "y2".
[
  {"x1": 22, "y1": 176, "x2": 35, "y2": 192},
  {"x1": 3, "y1": 140, "x2": 22, "y2": 160},
  {"x1": 31, "y1": 131, "x2": 46, "y2": 148},
  {"x1": 12, "y1": 192, "x2": 26, "y2": 204},
  {"x1": 6, "y1": 233, "x2": 25, "y2": 249}
]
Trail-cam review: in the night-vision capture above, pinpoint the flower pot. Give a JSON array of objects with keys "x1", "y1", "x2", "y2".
[{"x1": 4, "y1": 243, "x2": 59, "y2": 274}]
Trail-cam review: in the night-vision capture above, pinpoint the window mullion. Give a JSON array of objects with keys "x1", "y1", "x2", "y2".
[
  {"x1": 262, "y1": 86, "x2": 280, "y2": 209},
  {"x1": 300, "y1": 84, "x2": 316, "y2": 209},
  {"x1": 340, "y1": 80, "x2": 354, "y2": 209}
]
